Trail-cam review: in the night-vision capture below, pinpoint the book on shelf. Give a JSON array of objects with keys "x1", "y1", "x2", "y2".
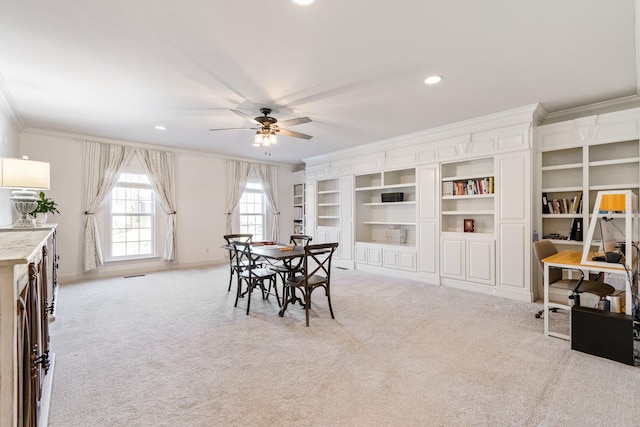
[
  {"x1": 568, "y1": 217, "x2": 583, "y2": 241},
  {"x1": 444, "y1": 177, "x2": 494, "y2": 196},
  {"x1": 442, "y1": 181, "x2": 454, "y2": 196},
  {"x1": 547, "y1": 192, "x2": 583, "y2": 214},
  {"x1": 571, "y1": 192, "x2": 582, "y2": 214},
  {"x1": 542, "y1": 193, "x2": 550, "y2": 214}
]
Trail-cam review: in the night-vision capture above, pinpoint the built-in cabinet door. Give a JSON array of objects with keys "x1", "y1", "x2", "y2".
[
  {"x1": 367, "y1": 247, "x2": 383, "y2": 266},
  {"x1": 419, "y1": 222, "x2": 438, "y2": 275},
  {"x1": 354, "y1": 246, "x2": 367, "y2": 263},
  {"x1": 398, "y1": 251, "x2": 417, "y2": 271},
  {"x1": 496, "y1": 151, "x2": 531, "y2": 298},
  {"x1": 467, "y1": 238, "x2": 495, "y2": 285},
  {"x1": 383, "y1": 249, "x2": 398, "y2": 269},
  {"x1": 316, "y1": 228, "x2": 339, "y2": 246},
  {"x1": 418, "y1": 165, "x2": 438, "y2": 221},
  {"x1": 339, "y1": 176, "x2": 353, "y2": 261},
  {"x1": 441, "y1": 237, "x2": 465, "y2": 279},
  {"x1": 418, "y1": 164, "x2": 439, "y2": 276}
]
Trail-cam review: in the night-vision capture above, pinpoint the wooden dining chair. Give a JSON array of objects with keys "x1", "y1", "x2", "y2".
[
  {"x1": 232, "y1": 241, "x2": 277, "y2": 315},
  {"x1": 280, "y1": 242, "x2": 338, "y2": 326},
  {"x1": 267, "y1": 235, "x2": 313, "y2": 302},
  {"x1": 223, "y1": 234, "x2": 253, "y2": 292}
]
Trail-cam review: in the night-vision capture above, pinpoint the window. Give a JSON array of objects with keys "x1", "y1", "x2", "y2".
[
  {"x1": 239, "y1": 182, "x2": 266, "y2": 240},
  {"x1": 109, "y1": 172, "x2": 155, "y2": 259}
]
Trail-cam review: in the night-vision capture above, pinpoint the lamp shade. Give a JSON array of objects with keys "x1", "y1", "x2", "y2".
[{"x1": 0, "y1": 158, "x2": 50, "y2": 189}]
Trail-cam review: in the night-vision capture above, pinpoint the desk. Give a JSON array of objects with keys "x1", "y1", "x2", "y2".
[{"x1": 542, "y1": 250, "x2": 633, "y2": 340}]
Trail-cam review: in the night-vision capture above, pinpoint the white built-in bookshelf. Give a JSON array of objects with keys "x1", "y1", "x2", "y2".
[
  {"x1": 293, "y1": 183, "x2": 305, "y2": 234},
  {"x1": 441, "y1": 157, "x2": 495, "y2": 234},
  {"x1": 536, "y1": 105, "x2": 640, "y2": 265},
  {"x1": 354, "y1": 168, "x2": 416, "y2": 246}
]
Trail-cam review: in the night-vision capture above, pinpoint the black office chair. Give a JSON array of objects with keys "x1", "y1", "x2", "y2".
[{"x1": 532, "y1": 240, "x2": 615, "y2": 318}]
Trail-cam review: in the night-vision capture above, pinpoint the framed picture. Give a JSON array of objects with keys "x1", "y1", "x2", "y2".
[{"x1": 464, "y1": 219, "x2": 475, "y2": 233}]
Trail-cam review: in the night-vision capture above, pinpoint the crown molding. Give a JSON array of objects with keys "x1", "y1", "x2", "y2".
[
  {"x1": 22, "y1": 127, "x2": 293, "y2": 168},
  {"x1": 542, "y1": 95, "x2": 640, "y2": 124},
  {"x1": 304, "y1": 103, "x2": 543, "y2": 166},
  {"x1": 0, "y1": 73, "x2": 25, "y2": 130}
]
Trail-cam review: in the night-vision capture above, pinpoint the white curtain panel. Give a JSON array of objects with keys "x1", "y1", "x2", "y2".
[
  {"x1": 83, "y1": 141, "x2": 136, "y2": 272},
  {"x1": 137, "y1": 149, "x2": 178, "y2": 262},
  {"x1": 225, "y1": 160, "x2": 251, "y2": 234},
  {"x1": 253, "y1": 164, "x2": 279, "y2": 242}
]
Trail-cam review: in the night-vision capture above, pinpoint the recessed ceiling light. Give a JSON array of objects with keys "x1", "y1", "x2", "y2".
[
  {"x1": 424, "y1": 75, "x2": 443, "y2": 85},
  {"x1": 155, "y1": 125, "x2": 166, "y2": 131},
  {"x1": 293, "y1": 0, "x2": 315, "y2": 5}
]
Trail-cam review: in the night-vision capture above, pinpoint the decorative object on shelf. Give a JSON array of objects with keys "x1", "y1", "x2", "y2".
[
  {"x1": 464, "y1": 219, "x2": 475, "y2": 233},
  {"x1": 0, "y1": 157, "x2": 50, "y2": 228},
  {"x1": 33, "y1": 191, "x2": 60, "y2": 226},
  {"x1": 381, "y1": 192, "x2": 404, "y2": 202},
  {"x1": 386, "y1": 227, "x2": 406, "y2": 244}
]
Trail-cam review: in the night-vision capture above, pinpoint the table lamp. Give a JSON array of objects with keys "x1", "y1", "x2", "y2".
[{"x1": 0, "y1": 157, "x2": 50, "y2": 228}]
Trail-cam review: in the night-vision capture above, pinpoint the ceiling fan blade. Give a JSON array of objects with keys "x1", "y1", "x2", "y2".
[
  {"x1": 277, "y1": 116, "x2": 312, "y2": 127},
  {"x1": 230, "y1": 109, "x2": 262, "y2": 126},
  {"x1": 278, "y1": 128, "x2": 313, "y2": 140},
  {"x1": 209, "y1": 127, "x2": 257, "y2": 131}
]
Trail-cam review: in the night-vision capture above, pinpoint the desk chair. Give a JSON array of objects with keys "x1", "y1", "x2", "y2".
[
  {"x1": 223, "y1": 234, "x2": 254, "y2": 292},
  {"x1": 532, "y1": 240, "x2": 615, "y2": 318},
  {"x1": 232, "y1": 242, "x2": 277, "y2": 315},
  {"x1": 280, "y1": 242, "x2": 338, "y2": 326}
]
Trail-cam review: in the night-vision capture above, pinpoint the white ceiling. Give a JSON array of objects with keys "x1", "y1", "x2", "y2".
[{"x1": 0, "y1": 0, "x2": 637, "y2": 165}]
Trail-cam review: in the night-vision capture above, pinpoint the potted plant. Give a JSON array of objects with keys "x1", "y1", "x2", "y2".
[{"x1": 32, "y1": 191, "x2": 60, "y2": 226}]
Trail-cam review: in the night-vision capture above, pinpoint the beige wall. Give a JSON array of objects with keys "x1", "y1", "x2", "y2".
[
  {"x1": 0, "y1": 106, "x2": 21, "y2": 225},
  {"x1": 20, "y1": 131, "x2": 296, "y2": 281}
]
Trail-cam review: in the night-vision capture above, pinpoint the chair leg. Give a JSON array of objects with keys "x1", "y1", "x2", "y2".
[
  {"x1": 326, "y1": 287, "x2": 335, "y2": 319},
  {"x1": 271, "y1": 277, "x2": 281, "y2": 307},
  {"x1": 304, "y1": 290, "x2": 311, "y2": 327},
  {"x1": 279, "y1": 286, "x2": 290, "y2": 317},
  {"x1": 246, "y1": 281, "x2": 252, "y2": 315},
  {"x1": 227, "y1": 266, "x2": 234, "y2": 292},
  {"x1": 234, "y1": 277, "x2": 242, "y2": 307},
  {"x1": 535, "y1": 307, "x2": 559, "y2": 319}
]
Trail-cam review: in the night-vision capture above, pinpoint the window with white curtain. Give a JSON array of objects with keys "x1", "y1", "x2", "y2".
[
  {"x1": 110, "y1": 172, "x2": 155, "y2": 258},
  {"x1": 239, "y1": 181, "x2": 266, "y2": 240},
  {"x1": 100, "y1": 156, "x2": 165, "y2": 261}
]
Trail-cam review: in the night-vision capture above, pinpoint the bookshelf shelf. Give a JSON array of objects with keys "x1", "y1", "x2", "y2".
[
  {"x1": 541, "y1": 163, "x2": 582, "y2": 171},
  {"x1": 442, "y1": 194, "x2": 494, "y2": 200}
]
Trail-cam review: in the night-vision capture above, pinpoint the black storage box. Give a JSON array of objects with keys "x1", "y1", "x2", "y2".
[
  {"x1": 381, "y1": 192, "x2": 404, "y2": 202},
  {"x1": 571, "y1": 306, "x2": 635, "y2": 365}
]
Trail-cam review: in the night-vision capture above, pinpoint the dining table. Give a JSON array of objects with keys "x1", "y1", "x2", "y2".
[{"x1": 222, "y1": 242, "x2": 308, "y2": 314}]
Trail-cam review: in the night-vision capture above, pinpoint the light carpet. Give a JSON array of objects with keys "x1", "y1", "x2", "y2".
[{"x1": 48, "y1": 266, "x2": 640, "y2": 426}]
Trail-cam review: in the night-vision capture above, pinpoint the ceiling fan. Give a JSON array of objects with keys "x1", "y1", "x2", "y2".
[{"x1": 209, "y1": 108, "x2": 313, "y2": 146}]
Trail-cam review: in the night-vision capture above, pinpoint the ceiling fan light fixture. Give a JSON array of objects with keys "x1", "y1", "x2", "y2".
[
  {"x1": 254, "y1": 129, "x2": 277, "y2": 147},
  {"x1": 424, "y1": 75, "x2": 443, "y2": 85}
]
